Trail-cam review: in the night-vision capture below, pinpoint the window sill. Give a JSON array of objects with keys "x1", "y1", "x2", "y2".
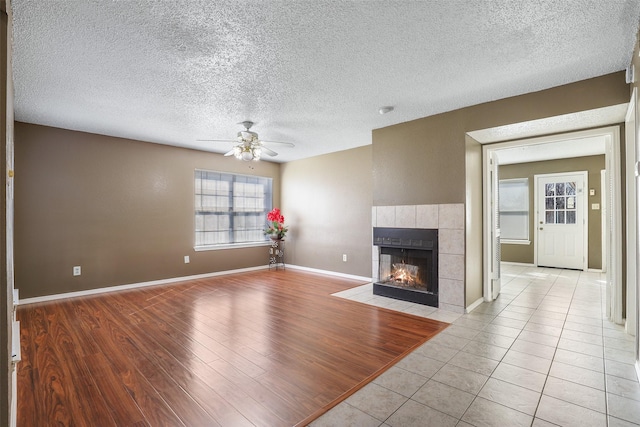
[
  {"x1": 501, "y1": 239, "x2": 531, "y2": 245},
  {"x1": 194, "y1": 241, "x2": 272, "y2": 251}
]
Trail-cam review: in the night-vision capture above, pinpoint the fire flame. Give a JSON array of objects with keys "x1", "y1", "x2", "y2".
[
  {"x1": 387, "y1": 262, "x2": 420, "y2": 287},
  {"x1": 391, "y1": 267, "x2": 414, "y2": 284}
]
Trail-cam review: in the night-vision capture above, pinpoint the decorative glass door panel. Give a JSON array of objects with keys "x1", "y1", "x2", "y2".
[{"x1": 544, "y1": 181, "x2": 577, "y2": 225}]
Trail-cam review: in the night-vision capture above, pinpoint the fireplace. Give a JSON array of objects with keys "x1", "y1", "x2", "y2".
[{"x1": 373, "y1": 227, "x2": 438, "y2": 307}]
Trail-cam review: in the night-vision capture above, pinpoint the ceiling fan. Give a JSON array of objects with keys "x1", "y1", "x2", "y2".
[{"x1": 198, "y1": 121, "x2": 295, "y2": 161}]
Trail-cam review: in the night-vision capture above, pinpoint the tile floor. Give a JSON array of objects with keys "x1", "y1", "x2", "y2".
[{"x1": 311, "y1": 264, "x2": 640, "y2": 427}]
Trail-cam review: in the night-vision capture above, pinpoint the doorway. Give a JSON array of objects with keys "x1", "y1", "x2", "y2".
[
  {"x1": 481, "y1": 126, "x2": 621, "y2": 304},
  {"x1": 535, "y1": 172, "x2": 588, "y2": 270}
]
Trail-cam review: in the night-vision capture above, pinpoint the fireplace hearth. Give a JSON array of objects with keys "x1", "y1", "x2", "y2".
[{"x1": 373, "y1": 227, "x2": 438, "y2": 307}]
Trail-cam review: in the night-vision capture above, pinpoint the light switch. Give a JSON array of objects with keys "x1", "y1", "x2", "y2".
[
  {"x1": 589, "y1": 189, "x2": 595, "y2": 196},
  {"x1": 592, "y1": 203, "x2": 600, "y2": 210}
]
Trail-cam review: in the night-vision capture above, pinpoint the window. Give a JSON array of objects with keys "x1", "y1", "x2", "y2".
[
  {"x1": 195, "y1": 170, "x2": 272, "y2": 248},
  {"x1": 544, "y1": 181, "x2": 577, "y2": 225},
  {"x1": 499, "y1": 178, "x2": 529, "y2": 241}
]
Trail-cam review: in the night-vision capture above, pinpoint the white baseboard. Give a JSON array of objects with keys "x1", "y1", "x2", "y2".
[
  {"x1": 286, "y1": 264, "x2": 372, "y2": 282},
  {"x1": 18, "y1": 265, "x2": 372, "y2": 305},
  {"x1": 500, "y1": 261, "x2": 535, "y2": 267},
  {"x1": 18, "y1": 265, "x2": 268, "y2": 305},
  {"x1": 10, "y1": 364, "x2": 16, "y2": 427},
  {"x1": 465, "y1": 297, "x2": 485, "y2": 313},
  {"x1": 501, "y1": 262, "x2": 603, "y2": 273}
]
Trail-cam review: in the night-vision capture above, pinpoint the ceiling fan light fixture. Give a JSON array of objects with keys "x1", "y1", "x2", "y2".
[
  {"x1": 199, "y1": 120, "x2": 293, "y2": 162},
  {"x1": 234, "y1": 144, "x2": 262, "y2": 161}
]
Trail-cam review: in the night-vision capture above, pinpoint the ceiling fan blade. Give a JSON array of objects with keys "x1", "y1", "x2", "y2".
[
  {"x1": 260, "y1": 140, "x2": 295, "y2": 147},
  {"x1": 196, "y1": 139, "x2": 235, "y2": 143},
  {"x1": 261, "y1": 146, "x2": 279, "y2": 157},
  {"x1": 223, "y1": 149, "x2": 236, "y2": 156}
]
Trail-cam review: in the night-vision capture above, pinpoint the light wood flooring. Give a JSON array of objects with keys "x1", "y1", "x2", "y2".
[{"x1": 16, "y1": 269, "x2": 448, "y2": 426}]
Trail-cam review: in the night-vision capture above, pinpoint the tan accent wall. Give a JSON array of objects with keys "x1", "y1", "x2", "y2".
[
  {"x1": 373, "y1": 72, "x2": 629, "y2": 306},
  {"x1": 14, "y1": 122, "x2": 281, "y2": 299},
  {"x1": 500, "y1": 155, "x2": 605, "y2": 269},
  {"x1": 280, "y1": 146, "x2": 372, "y2": 277},
  {"x1": 465, "y1": 135, "x2": 483, "y2": 304},
  {"x1": 373, "y1": 72, "x2": 628, "y2": 207}
]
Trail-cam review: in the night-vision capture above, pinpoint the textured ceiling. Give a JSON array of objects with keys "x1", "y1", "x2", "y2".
[{"x1": 11, "y1": 0, "x2": 640, "y2": 163}]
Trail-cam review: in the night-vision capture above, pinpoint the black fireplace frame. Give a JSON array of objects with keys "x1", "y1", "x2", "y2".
[{"x1": 373, "y1": 227, "x2": 438, "y2": 307}]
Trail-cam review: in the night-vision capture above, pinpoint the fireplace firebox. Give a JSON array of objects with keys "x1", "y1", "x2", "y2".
[{"x1": 373, "y1": 227, "x2": 438, "y2": 307}]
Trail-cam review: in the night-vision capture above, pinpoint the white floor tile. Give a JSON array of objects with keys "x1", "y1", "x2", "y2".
[
  {"x1": 372, "y1": 366, "x2": 428, "y2": 397},
  {"x1": 543, "y1": 376, "x2": 606, "y2": 413},
  {"x1": 536, "y1": 395, "x2": 607, "y2": 427},
  {"x1": 607, "y1": 393, "x2": 640, "y2": 425},
  {"x1": 310, "y1": 402, "x2": 381, "y2": 427},
  {"x1": 322, "y1": 265, "x2": 639, "y2": 427},
  {"x1": 554, "y1": 348, "x2": 604, "y2": 373},
  {"x1": 478, "y1": 378, "x2": 540, "y2": 415},
  {"x1": 502, "y1": 349, "x2": 552, "y2": 374},
  {"x1": 386, "y1": 399, "x2": 458, "y2": 427},
  {"x1": 549, "y1": 361, "x2": 605, "y2": 390},
  {"x1": 412, "y1": 379, "x2": 475, "y2": 418},
  {"x1": 605, "y1": 359, "x2": 640, "y2": 381},
  {"x1": 461, "y1": 397, "x2": 533, "y2": 427},
  {"x1": 491, "y1": 363, "x2": 547, "y2": 392},
  {"x1": 431, "y1": 363, "x2": 489, "y2": 395},
  {"x1": 345, "y1": 383, "x2": 407, "y2": 422}
]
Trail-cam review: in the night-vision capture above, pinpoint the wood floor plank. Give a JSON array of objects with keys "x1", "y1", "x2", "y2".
[
  {"x1": 83, "y1": 352, "x2": 151, "y2": 427},
  {"x1": 17, "y1": 269, "x2": 449, "y2": 426}
]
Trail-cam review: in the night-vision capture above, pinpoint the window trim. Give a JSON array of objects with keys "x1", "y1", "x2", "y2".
[
  {"x1": 500, "y1": 239, "x2": 531, "y2": 245},
  {"x1": 194, "y1": 241, "x2": 272, "y2": 252}
]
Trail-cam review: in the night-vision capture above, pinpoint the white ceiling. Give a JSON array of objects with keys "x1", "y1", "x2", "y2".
[{"x1": 10, "y1": 1, "x2": 640, "y2": 163}]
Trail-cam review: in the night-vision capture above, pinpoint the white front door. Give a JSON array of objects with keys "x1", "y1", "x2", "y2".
[{"x1": 536, "y1": 172, "x2": 587, "y2": 270}]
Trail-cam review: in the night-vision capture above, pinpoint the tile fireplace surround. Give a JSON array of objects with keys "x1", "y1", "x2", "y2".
[{"x1": 372, "y1": 204, "x2": 465, "y2": 313}]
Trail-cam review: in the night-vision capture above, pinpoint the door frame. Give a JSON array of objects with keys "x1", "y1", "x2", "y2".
[
  {"x1": 533, "y1": 171, "x2": 588, "y2": 271},
  {"x1": 483, "y1": 126, "x2": 621, "y2": 303},
  {"x1": 625, "y1": 87, "x2": 637, "y2": 338},
  {"x1": 628, "y1": 87, "x2": 640, "y2": 379}
]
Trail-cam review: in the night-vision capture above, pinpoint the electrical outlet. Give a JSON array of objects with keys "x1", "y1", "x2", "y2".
[
  {"x1": 184, "y1": 255, "x2": 190, "y2": 264},
  {"x1": 73, "y1": 266, "x2": 81, "y2": 276},
  {"x1": 342, "y1": 254, "x2": 347, "y2": 262}
]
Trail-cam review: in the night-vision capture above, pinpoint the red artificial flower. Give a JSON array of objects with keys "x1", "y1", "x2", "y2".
[
  {"x1": 265, "y1": 208, "x2": 288, "y2": 238},
  {"x1": 267, "y1": 208, "x2": 285, "y2": 224}
]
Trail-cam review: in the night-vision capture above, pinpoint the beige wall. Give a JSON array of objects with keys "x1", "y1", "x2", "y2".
[
  {"x1": 280, "y1": 146, "x2": 373, "y2": 277},
  {"x1": 14, "y1": 122, "x2": 281, "y2": 299},
  {"x1": 500, "y1": 155, "x2": 605, "y2": 269},
  {"x1": 465, "y1": 135, "x2": 483, "y2": 304},
  {"x1": 372, "y1": 72, "x2": 629, "y2": 307},
  {"x1": 373, "y1": 72, "x2": 628, "y2": 207}
]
